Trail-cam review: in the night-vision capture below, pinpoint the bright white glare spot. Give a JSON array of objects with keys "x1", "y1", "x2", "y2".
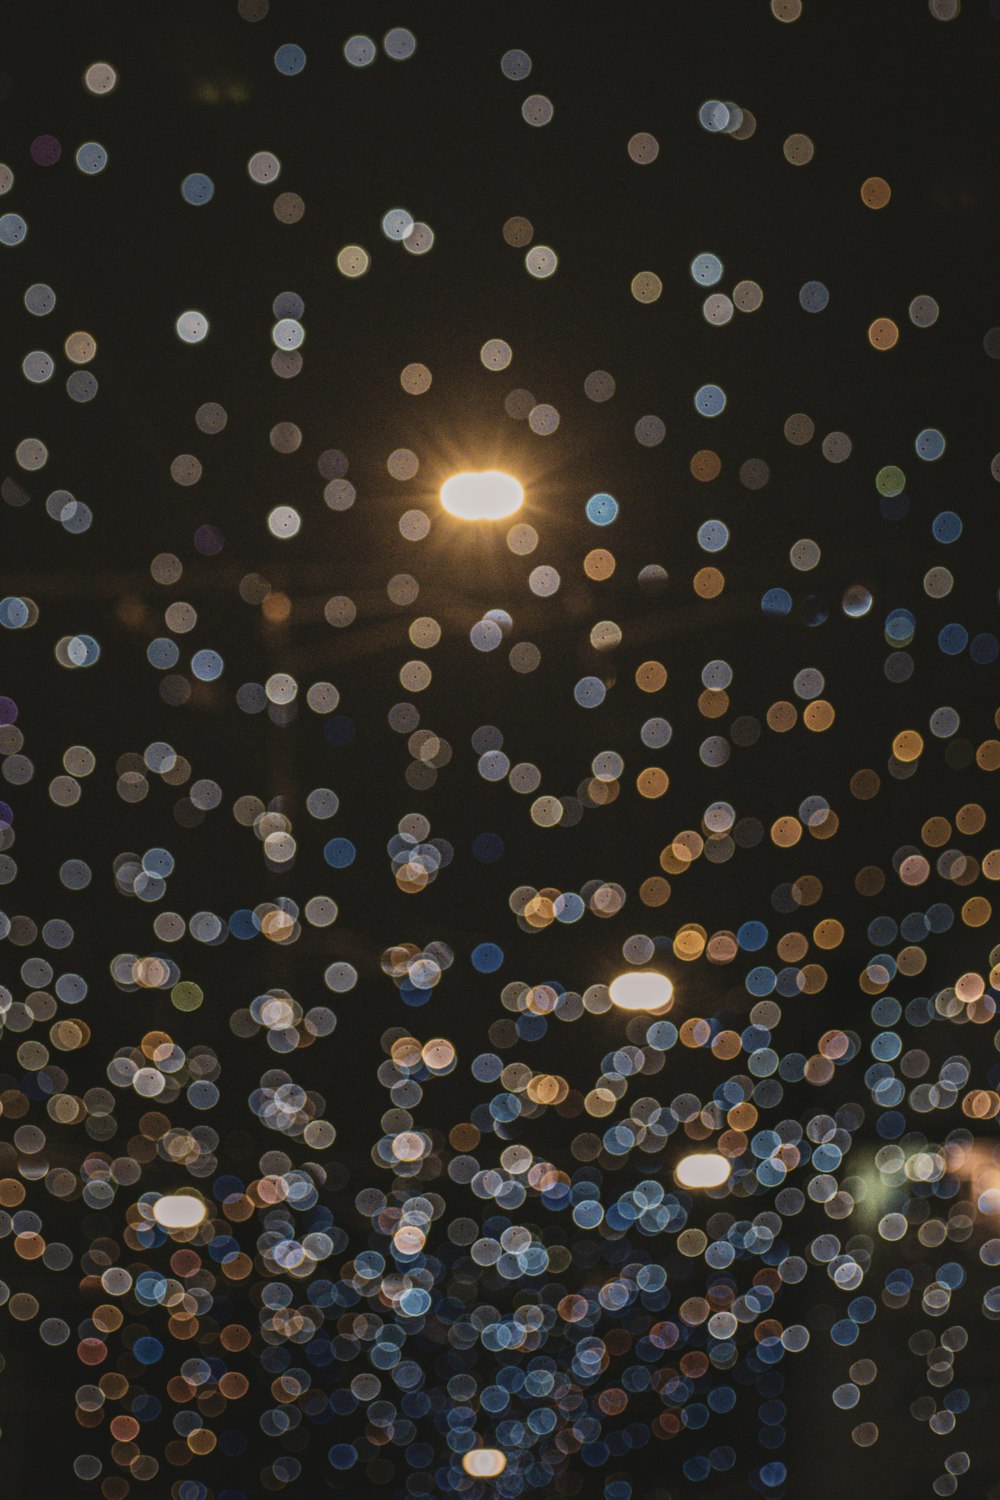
[
  {"x1": 676, "y1": 1153, "x2": 732, "y2": 1189},
  {"x1": 462, "y1": 1450, "x2": 508, "y2": 1478},
  {"x1": 152, "y1": 1194, "x2": 208, "y2": 1229},
  {"x1": 440, "y1": 471, "x2": 523, "y2": 521},
  {"x1": 608, "y1": 971, "x2": 674, "y2": 1011}
]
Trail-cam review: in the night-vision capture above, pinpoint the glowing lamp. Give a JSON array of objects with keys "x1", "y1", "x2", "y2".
[
  {"x1": 440, "y1": 470, "x2": 523, "y2": 520},
  {"x1": 462, "y1": 1449, "x2": 508, "y2": 1478},
  {"x1": 608, "y1": 970, "x2": 674, "y2": 1012},
  {"x1": 675, "y1": 1153, "x2": 731, "y2": 1190},
  {"x1": 152, "y1": 1193, "x2": 208, "y2": 1230}
]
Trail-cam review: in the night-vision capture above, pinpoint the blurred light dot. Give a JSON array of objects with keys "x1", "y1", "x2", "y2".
[
  {"x1": 574, "y1": 676, "x2": 605, "y2": 707},
  {"x1": 503, "y1": 215, "x2": 533, "y2": 247},
  {"x1": 344, "y1": 35, "x2": 376, "y2": 66},
  {"x1": 860, "y1": 176, "x2": 891, "y2": 209},
  {"x1": 631, "y1": 271, "x2": 662, "y2": 303},
  {"x1": 910, "y1": 294, "x2": 940, "y2": 327},
  {"x1": 273, "y1": 318, "x2": 304, "y2": 349},
  {"x1": 176, "y1": 310, "x2": 208, "y2": 343},
  {"x1": 528, "y1": 403, "x2": 559, "y2": 434},
  {"x1": 181, "y1": 172, "x2": 214, "y2": 205},
  {"x1": 784, "y1": 133, "x2": 815, "y2": 165},
  {"x1": 915, "y1": 428, "x2": 946, "y2": 460},
  {"x1": 500, "y1": 49, "x2": 532, "y2": 80},
  {"x1": 628, "y1": 132, "x2": 659, "y2": 164},
  {"x1": 401, "y1": 362, "x2": 432, "y2": 394},
  {"x1": 800, "y1": 280, "x2": 829, "y2": 312},
  {"x1": 403, "y1": 221, "x2": 434, "y2": 255},
  {"x1": 22, "y1": 351, "x2": 54, "y2": 384},
  {"x1": 526, "y1": 245, "x2": 558, "y2": 278},
  {"x1": 0, "y1": 213, "x2": 28, "y2": 246},
  {"x1": 704, "y1": 293, "x2": 734, "y2": 325},
  {"x1": 695, "y1": 384, "x2": 726, "y2": 417},
  {"x1": 635, "y1": 414, "x2": 665, "y2": 446},
  {"x1": 869, "y1": 317, "x2": 899, "y2": 350},
  {"x1": 586, "y1": 493, "x2": 619, "y2": 526},
  {"x1": 382, "y1": 208, "x2": 414, "y2": 241},
  {"x1": 268, "y1": 506, "x2": 301, "y2": 537},
  {"x1": 522, "y1": 94, "x2": 554, "y2": 126},
  {"x1": 699, "y1": 100, "x2": 731, "y2": 132},
  {"x1": 75, "y1": 143, "x2": 108, "y2": 174},
  {"x1": 84, "y1": 62, "x2": 117, "y2": 94},
  {"x1": 274, "y1": 43, "x2": 306, "y2": 75},
  {"x1": 247, "y1": 151, "x2": 281, "y2": 183},
  {"x1": 691, "y1": 253, "x2": 723, "y2": 285},
  {"x1": 698, "y1": 519, "x2": 729, "y2": 551},
  {"x1": 932, "y1": 510, "x2": 962, "y2": 543},
  {"x1": 384, "y1": 28, "x2": 417, "y2": 60},
  {"x1": 734, "y1": 280, "x2": 764, "y2": 312},
  {"x1": 481, "y1": 338, "x2": 512, "y2": 371},
  {"x1": 337, "y1": 245, "x2": 370, "y2": 277},
  {"x1": 24, "y1": 283, "x2": 55, "y2": 315}
]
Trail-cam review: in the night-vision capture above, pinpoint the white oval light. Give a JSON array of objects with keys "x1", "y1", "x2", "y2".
[
  {"x1": 608, "y1": 971, "x2": 674, "y2": 1011},
  {"x1": 152, "y1": 1193, "x2": 208, "y2": 1230},
  {"x1": 440, "y1": 470, "x2": 523, "y2": 520},
  {"x1": 462, "y1": 1449, "x2": 508, "y2": 1478},
  {"x1": 676, "y1": 1153, "x2": 731, "y2": 1189}
]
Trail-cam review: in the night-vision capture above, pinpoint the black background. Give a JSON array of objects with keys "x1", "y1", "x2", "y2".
[{"x1": 1, "y1": 3, "x2": 999, "y2": 1497}]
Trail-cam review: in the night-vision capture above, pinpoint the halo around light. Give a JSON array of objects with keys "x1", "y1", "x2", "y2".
[
  {"x1": 440, "y1": 470, "x2": 524, "y2": 520},
  {"x1": 462, "y1": 1449, "x2": 508, "y2": 1478},
  {"x1": 152, "y1": 1193, "x2": 208, "y2": 1229},
  {"x1": 608, "y1": 970, "x2": 674, "y2": 1011},
  {"x1": 676, "y1": 1153, "x2": 732, "y2": 1189}
]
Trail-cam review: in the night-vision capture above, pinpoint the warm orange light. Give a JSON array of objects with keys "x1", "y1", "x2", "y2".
[
  {"x1": 608, "y1": 971, "x2": 674, "y2": 1011},
  {"x1": 440, "y1": 470, "x2": 523, "y2": 520},
  {"x1": 152, "y1": 1193, "x2": 208, "y2": 1229},
  {"x1": 462, "y1": 1449, "x2": 508, "y2": 1478},
  {"x1": 675, "y1": 1153, "x2": 731, "y2": 1189}
]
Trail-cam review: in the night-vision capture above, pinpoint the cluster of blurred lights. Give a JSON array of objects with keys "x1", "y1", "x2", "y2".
[{"x1": 0, "y1": 11, "x2": 998, "y2": 1500}]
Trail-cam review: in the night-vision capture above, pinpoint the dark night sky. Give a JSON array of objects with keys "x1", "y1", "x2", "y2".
[{"x1": 1, "y1": 4, "x2": 999, "y2": 1498}]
